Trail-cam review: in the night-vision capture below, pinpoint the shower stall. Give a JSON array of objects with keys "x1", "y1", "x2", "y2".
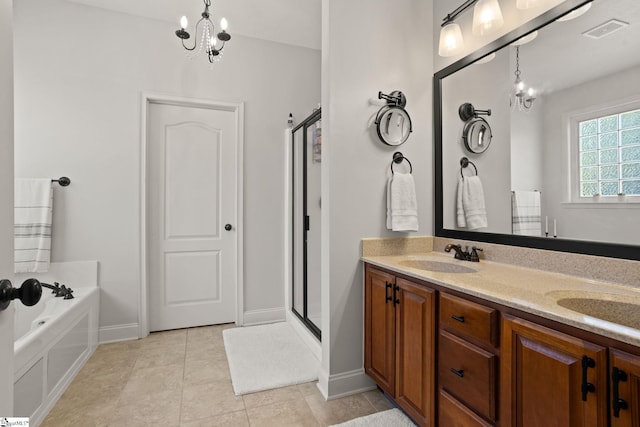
[{"x1": 291, "y1": 108, "x2": 322, "y2": 339}]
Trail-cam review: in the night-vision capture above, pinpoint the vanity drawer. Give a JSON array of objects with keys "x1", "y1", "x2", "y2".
[
  {"x1": 439, "y1": 330, "x2": 497, "y2": 421},
  {"x1": 440, "y1": 293, "x2": 498, "y2": 348},
  {"x1": 439, "y1": 390, "x2": 494, "y2": 427}
]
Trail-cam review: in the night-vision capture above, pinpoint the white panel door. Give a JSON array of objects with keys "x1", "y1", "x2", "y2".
[
  {"x1": 148, "y1": 102, "x2": 237, "y2": 331},
  {"x1": 0, "y1": 0, "x2": 14, "y2": 414}
]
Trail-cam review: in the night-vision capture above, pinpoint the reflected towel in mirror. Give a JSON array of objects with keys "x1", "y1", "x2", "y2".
[
  {"x1": 511, "y1": 190, "x2": 541, "y2": 236},
  {"x1": 457, "y1": 176, "x2": 488, "y2": 230}
]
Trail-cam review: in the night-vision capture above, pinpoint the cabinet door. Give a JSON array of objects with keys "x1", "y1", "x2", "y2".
[
  {"x1": 364, "y1": 267, "x2": 396, "y2": 395},
  {"x1": 395, "y1": 278, "x2": 436, "y2": 426},
  {"x1": 610, "y1": 348, "x2": 640, "y2": 427},
  {"x1": 501, "y1": 315, "x2": 607, "y2": 427}
]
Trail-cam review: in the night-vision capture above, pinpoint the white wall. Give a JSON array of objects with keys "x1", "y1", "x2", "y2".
[
  {"x1": 13, "y1": 0, "x2": 320, "y2": 337},
  {"x1": 320, "y1": 0, "x2": 433, "y2": 398},
  {"x1": 0, "y1": 0, "x2": 15, "y2": 414},
  {"x1": 541, "y1": 65, "x2": 640, "y2": 244}
]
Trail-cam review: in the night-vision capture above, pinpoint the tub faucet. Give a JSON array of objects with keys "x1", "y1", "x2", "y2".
[{"x1": 41, "y1": 282, "x2": 74, "y2": 299}]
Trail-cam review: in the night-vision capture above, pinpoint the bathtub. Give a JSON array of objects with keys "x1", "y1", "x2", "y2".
[{"x1": 13, "y1": 261, "x2": 99, "y2": 427}]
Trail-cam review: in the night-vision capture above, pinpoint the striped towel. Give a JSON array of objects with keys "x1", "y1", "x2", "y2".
[
  {"x1": 14, "y1": 179, "x2": 53, "y2": 273},
  {"x1": 511, "y1": 190, "x2": 541, "y2": 236}
]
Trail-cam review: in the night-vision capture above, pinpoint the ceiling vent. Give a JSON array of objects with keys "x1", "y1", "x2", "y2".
[{"x1": 582, "y1": 19, "x2": 629, "y2": 39}]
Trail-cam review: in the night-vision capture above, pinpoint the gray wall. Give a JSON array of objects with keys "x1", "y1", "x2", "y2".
[{"x1": 13, "y1": 0, "x2": 321, "y2": 337}]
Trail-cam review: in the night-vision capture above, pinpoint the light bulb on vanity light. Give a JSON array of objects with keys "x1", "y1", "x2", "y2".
[
  {"x1": 438, "y1": 23, "x2": 464, "y2": 57},
  {"x1": 472, "y1": 0, "x2": 504, "y2": 36}
]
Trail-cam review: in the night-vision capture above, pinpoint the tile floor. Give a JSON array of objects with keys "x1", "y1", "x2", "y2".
[{"x1": 41, "y1": 324, "x2": 393, "y2": 426}]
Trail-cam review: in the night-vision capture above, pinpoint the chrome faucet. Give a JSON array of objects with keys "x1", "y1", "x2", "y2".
[{"x1": 444, "y1": 244, "x2": 483, "y2": 262}]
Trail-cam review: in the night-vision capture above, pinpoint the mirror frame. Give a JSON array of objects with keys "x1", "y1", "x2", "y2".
[{"x1": 433, "y1": 0, "x2": 640, "y2": 261}]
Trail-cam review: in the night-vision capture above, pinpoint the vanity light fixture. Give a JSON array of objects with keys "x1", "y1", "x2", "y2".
[
  {"x1": 472, "y1": 0, "x2": 504, "y2": 36},
  {"x1": 438, "y1": 0, "x2": 504, "y2": 57},
  {"x1": 511, "y1": 46, "x2": 536, "y2": 111},
  {"x1": 175, "y1": 0, "x2": 231, "y2": 64}
]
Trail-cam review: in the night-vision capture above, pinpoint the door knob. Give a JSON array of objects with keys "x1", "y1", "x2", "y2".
[
  {"x1": 225, "y1": 224, "x2": 232, "y2": 231},
  {"x1": 0, "y1": 278, "x2": 43, "y2": 311}
]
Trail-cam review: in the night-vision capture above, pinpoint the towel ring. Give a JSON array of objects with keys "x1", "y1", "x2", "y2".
[
  {"x1": 460, "y1": 157, "x2": 477, "y2": 178},
  {"x1": 391, "y1": 152, "x2": 412, "y2": 174}
]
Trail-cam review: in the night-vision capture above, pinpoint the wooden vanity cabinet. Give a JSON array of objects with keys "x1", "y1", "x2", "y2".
[
  {"x1": 364, "y1": 265, "x2": 436, "y2": 426},
  {"x1": 438, "y1": 293, "x2": 499, "y2": 426},
  {"x1": 609, "y1": 348, "x2": 640, "y2": 427},
  {"x1": 501, "y1": 315, "x2": 608, "y2": 427},
  {"x1": 365, "y1": 263, "x2": 640, "y2": 427}
]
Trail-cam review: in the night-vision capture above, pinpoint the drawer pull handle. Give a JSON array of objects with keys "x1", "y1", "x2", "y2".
[
  {"x1": 450, "y1": 368, "x2": 464, "y2": 378},
  {"x1": 451, "y1": 315, "x2": 465, "y2": 323}
]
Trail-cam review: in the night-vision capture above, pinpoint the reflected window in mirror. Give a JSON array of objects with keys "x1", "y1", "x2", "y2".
[{"x1": 571, "y1": 105, "x2": 640, "y2": 202}]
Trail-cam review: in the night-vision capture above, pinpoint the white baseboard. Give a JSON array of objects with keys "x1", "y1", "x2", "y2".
[
  {"x1": 242, "y1": 307, "x2": 286, "y2": 326},
  {"x1": 286, "y1": 311, "x2": 322, "y2": 360},
  {"x1": 98, "y1": 323, "x2": 140, "y2": 344},
  {"x1": 318, "y1": 368, "x2": 376, "y2": 400}
]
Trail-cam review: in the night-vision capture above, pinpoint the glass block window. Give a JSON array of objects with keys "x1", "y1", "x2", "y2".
[{"x1": 578, "y1": 108, "x2": 640, "y2": 197}]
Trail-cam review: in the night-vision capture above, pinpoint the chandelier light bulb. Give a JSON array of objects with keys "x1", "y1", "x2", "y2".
[
  {"x1": 212, "y1": 37, "x2": 218, "y2": 47},
  {"x1": 180, "y1": 16, "x2": 188, "y2": 30},
  {"x1": 472, "y1": 0, "x2": 504, "y2": 36},
  {"x1": 220, "y1": 17, "x2": 228, "y2": 31}
]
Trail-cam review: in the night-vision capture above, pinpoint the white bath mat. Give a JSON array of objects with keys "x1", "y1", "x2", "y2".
[
  {"x1": 222, "y1": 322, "x2": 319, "y2": 395},
  {"x1": 330, "y1": 409, "x2": 416, "y2": 427}
]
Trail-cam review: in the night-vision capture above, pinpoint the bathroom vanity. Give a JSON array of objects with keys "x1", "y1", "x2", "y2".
[{"x1": 363, "y1": 248, "x2": 640, "y2": 427}]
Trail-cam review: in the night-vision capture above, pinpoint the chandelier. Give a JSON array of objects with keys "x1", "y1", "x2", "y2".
[
  {"x1": 175, "y1": 0, "x2": 231, "y2": 63},
  {"x1": 511, "y1": 46, "x2": 536, "y2": 111}
]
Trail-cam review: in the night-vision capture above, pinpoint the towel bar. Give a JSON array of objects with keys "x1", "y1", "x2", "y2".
[{"x1": 51, "y1": 177, "x2": 71, "y2": 187}]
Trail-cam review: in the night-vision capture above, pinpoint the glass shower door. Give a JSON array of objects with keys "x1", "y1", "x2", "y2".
[{"x1": 292, "y1": 108, "x2": 321, "y2": 340}]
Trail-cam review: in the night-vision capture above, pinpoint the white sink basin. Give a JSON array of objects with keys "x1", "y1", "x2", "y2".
[{"x1": 398, "y1": 259, "x2": 477, "y2": 274}]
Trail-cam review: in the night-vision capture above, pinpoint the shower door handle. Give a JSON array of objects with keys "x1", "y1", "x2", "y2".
[{"x1": 0, "y1": 278, "x2": 43, "y2": 311}]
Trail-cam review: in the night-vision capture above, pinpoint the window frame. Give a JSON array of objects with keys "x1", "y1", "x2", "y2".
[{"x1": 567, "y1": 99, "x2": 640, "y2": 205}]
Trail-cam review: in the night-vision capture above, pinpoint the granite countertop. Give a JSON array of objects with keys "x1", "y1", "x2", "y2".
[{"x1": 362, "y1": 252, "x2": 640, "y2": 347}]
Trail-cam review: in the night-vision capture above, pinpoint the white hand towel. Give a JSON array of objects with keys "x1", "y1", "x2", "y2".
[
  {"x1": 14, "y1": 179, "x2": 53, "y2": 273},
  {"x1": 456, "y1": 178, "x2": 466, "y2": 228},
  {"x1": 512, "y1": 190, "x2": 541, "y2": 236},
  {"x1": 461, "y1": 176, "x2": 488, "y2": 230},
  {"x1": 387, "y1": 173, "x2": 419, "y2": 232}
]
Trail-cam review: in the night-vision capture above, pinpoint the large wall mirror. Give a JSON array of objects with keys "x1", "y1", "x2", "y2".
[{"x1": 435, "y1": 0, "x2": 640, "y2": 260}]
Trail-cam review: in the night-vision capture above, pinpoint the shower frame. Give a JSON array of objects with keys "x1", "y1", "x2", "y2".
[{"x1": 291, "y1": 108, "x2": 321, "y2": 340}]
